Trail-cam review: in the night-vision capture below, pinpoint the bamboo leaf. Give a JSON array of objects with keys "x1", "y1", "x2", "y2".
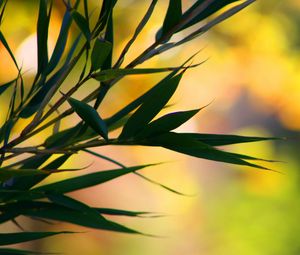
[
  {"x1": 119, "y1": 73, "x2": 182, "y2": 139},
  {"x1": 16, "y1": 201, "x2": 139, "y2": 234},
  {"x1": 106, "y1": 68, "x2": 181, "y2": 127},
  {"x1": 95, "y1": 208, "x2": 154, "y2": 217},
  {"x1": 91, "y1": 38, "x2": 112, "y2": 71},
  {"x1": 180, "y1": 0, "x2": 239, "y2": 32},
  {"x1": 36, "y1": 0, "x2": 51, "y2": 76},
  {"x1": 143, "y1": 132, "x2": 270, "y2": 170},
  {"x1": 179, "y1": 133, "x2": 278, "y2": 146},
  {"x1": 136, "y1": 109, "x2": 200, "y2": 138},
  {"x1": 92, "y1": 66, "x2": 179, "y2": 82},
  {"x1": 68, "y1": 97, "x2": 108, "y2": 141},
  {"x1": 71, "y1": 10, "x2": 91, "y2": 41},
  {"x1": 0, "y1": 231, "x2": 74, "y2": 245},
  {"x1": 0, "y1": 78, "x2": 16, "y2": 95},
  {"x1": 0, "y1": 248, "x2": 43, "y2": 255},
  {"x1": 158, "y1": 0, "x2": 182, "y2": 40},
  {"x1": 32, "y1": 165, "x2": 151, "y2": 194},
  {"x1": 114, "y1": 0, "x2": 158, "y2": 68},
  {"x1": 46, "y1": 10, "x2": 72, "y2": 74},
  {"x1": 0, "y1": 167, "x2": 79, "y2": 182}
]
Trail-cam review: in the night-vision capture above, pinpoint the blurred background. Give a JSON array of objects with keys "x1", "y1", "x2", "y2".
[{"x1": 1, "y1": 0, "x2": 300, "y2": 254}]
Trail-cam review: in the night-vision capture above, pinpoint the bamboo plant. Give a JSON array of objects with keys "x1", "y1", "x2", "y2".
[{"x1": 0, "y1": 0, "x2": 275, "y2": 253}]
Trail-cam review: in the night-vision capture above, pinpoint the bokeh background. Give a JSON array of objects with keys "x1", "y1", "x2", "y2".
[{"x1": 1, "y1": 0, "x2": 300, "y2": 254}]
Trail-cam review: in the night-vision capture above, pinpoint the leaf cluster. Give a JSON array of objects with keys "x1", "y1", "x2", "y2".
[{"x1": 0, "y1": 0, "x2": 275, "y2": 253}]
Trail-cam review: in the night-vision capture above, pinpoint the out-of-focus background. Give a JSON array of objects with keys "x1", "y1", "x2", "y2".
[{"x1": 1, "y1": 0, "x2": 300, "y2": 254}]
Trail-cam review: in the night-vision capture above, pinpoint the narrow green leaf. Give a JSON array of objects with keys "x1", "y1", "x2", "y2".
[
  {"x1": 0, "y1": 248, "x2": 43, "y2": 255},
  {"x1": 94, "y1": 0, "x2": 117, "y2": 40},
  {"x1": 44, "y1": 123, "x2": 82, "y2": 148},
  {"x1": 143, "y1": 132, "x2": 270, "y2": 170},
  {"x1": 95, "y1": 208, "x2": 153, "y2": 217},
  {"x1": 36, "y1": 0, "x2": 51, "y2": 76},
  {"x1": 14, "y1": 201, "x2": 139, "y2": 234},
  {"x1": 180, "y1": 133, "x2": 278, "y2": 146},
  {"x1": 68, "y1": 97, "x2": 108, "y2": 141},
  {"x1": 0, "y1": 167, "x2": 79, "y2": 182},
  {"x1": 0, "y1": 0, "x2": 8, "y2": 26},
  {"x1": 32, "y1": 165, "x2": 151, "y2": 194},
  {"x1": 0, "y1": 78, "x2": 16, "y2": 95},
  {"x1": 106, "y1": 70, "x2": 179, "y2": 126},
  {"x1": 180, "y1": 0, "x2": 239, "y2": 32},
  {"x1": 92, "y1": 66, "x2": 179, "y2": 82},
  {"x1": 136, "y1": 109, "x2": 200, "y2": 138},
  {"x1": 159, "y1": 0, "x2": 182, "y2": 40},
  {"x1": 0, "y1": 119, "x2": 14, "y2": 144},
  {"x1": 71, "y1": 10, "x2": 91, "y2": 41},
  {"x1": 119, "y1": 73, "x2": 182, "y2": 139},
  {"x1": 46, "y1": 10, "x2": 72, "y2": 74},
  {"x1": 101, "y1": 10, "x2": 113, "y2": 70},
  {"x1": 91, "y1": 38, "x2": 112, "y2": 71},
  {"x1": 114, "y1": 0, "x2": 158, "y2": 68},
  {"x1": 0, "y1": 231, "x2": 73, "y2": 245}
]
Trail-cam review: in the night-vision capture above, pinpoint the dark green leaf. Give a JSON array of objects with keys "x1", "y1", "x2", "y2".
[
  {"x1": 101, "y1": 10, "x2": 113, "y2": 70},
  {"x1": 159, "y1": 0, "x2": 182, "y2": 40},
  {"x1": 91, "y1": 38, "x2": 112, "y2": 71},
  {"x1": 0, "y1": 166, "x2": 78, "y2": 182},
  {"x1": 32, "y1": 165, "x2": 151, "y2": 194},
  {"x1": 95, "y1": 208, "x2": 154, "y2": 217},
  {"x1": 46, "y1": 10, "x2": 72, "y2": 74},
  {"x1": 136, "y1": 109, "x2": 200, "y2": 138},
  {"x1": 0, "y1": 231, "x2": 73, "y2": 245},
  {"x1": 44, "y1": 123, "x2": 83, "y2": 148},
  {"x1": 180, "y1": 133, "x2": 278, "y2": 146},
  {"x1": 14, "y1": 201, "x2": 139, "y2": 234},
  {"x1": 71, "y1": 10, "x2": 91, "y2": 41},
  {"x1": 180, "y1": 0, "x2": 239, "y2": 32},
  {"x1": 0, "y1": 248, "x2": 43, "y2": 255},
  {"x1": 36, "y1": 0, "x2": 51, "y2": 76},
  {"x1": 92, "y1": 67, "x2": 179, "y2": 82},
  {"x1": 94, "y1": 0, "x2": 117, "y2": 38},
  {"x1": 143, "y1": 132, "x2": 270, "y2": 170},
  {"x1": 19, "y1": 66, "x2": 63, "y2": 118},
  {"x1": 119, "y1": 73, "x2": 182, "y2": 139},
  {"x1": 106, "y1": 70, "x2": 179, "y2": 126},
  {"x1": 114, "y1": 0, "x2": 158, "y2": 68},
  {"x1": 0, "y1": 78, "x2": 16, "y2": 95},
  {"x1": 0, "y1": 119, "x2": 14, "y2": 144},
  {"x1": 0, "y1": 0, "x2": 8, "y2": 26},
  {"x1": 68, "y1": 97, "x2": 108, "y2": 140}
]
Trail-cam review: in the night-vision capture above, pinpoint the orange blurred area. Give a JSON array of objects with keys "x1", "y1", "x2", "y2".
[{"x1": 1, "y1": 1, "x2": 300, "y2": 254}]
